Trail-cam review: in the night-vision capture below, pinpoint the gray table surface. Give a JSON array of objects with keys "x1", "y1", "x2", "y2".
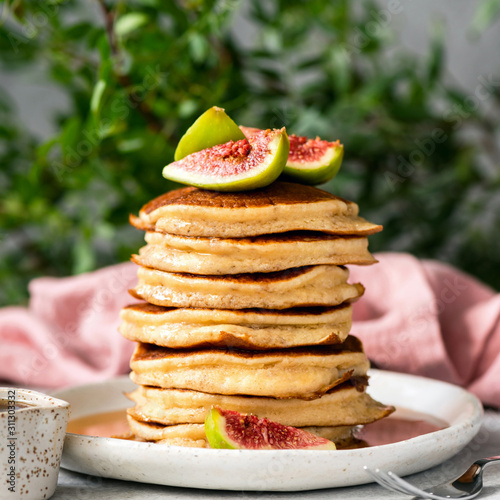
[{"x1": 52, "y1": 410, "x2": 500, "y2": 500}]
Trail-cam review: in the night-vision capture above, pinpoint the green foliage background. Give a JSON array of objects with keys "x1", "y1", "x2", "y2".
[{"x1": 0, "y1": 0, "x2": 499, "y2": 306}]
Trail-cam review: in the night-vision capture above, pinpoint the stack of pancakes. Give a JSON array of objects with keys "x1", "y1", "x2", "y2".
[{"x1": 120, "y1": 182, "x2": 394, "y2": 447}]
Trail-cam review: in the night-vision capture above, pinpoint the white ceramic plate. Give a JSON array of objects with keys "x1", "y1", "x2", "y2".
[{"x1": 53, "y1": 370, "x2": 483, "y2": 491}]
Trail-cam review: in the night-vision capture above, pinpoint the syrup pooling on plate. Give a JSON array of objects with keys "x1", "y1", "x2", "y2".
[
  {"x1": 66, "y1": 407, "x2": 448, "y2": 447},
  {"x1": 355, "y1": 409, "x2": 447, "y2": 447},
  {"x1": 53, "y1": 371, "x2": 483, "y2": 489},
  {"x1": 67, "y1": 410, "x2": 131, "y2": 438}
]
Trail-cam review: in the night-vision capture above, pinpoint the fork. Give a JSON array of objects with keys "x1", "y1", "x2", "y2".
[{"x1": 364, "y1": 456, "x2": 500, "y2": 499}]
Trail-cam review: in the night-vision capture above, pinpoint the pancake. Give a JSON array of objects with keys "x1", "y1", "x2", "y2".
[
  {"x1": 130, "y1": 182, "x2": 382, "y2": 238},
  {"x1": 120, "y1": 303, "x2": 352, "y2": 349},
  {"x1": 127, "y1": 415, "x2": 359, "y2": 448},
  {"x1": 132, "y1": 231, "x2": 376, "y2": 275},
  {"x1": 131, "y1": 264, "x2": 364, "y2": 310},
  {"x1": 126, "y1": 378, "x2": 394, "y2": 427},
  {"x1": 127, "y1": 417, "x2": 208, "y2": 447},
  {"x1": 130, "y1": 335, "x2": 369, "y2": 399}
]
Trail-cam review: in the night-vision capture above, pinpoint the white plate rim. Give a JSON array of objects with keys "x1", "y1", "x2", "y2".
[{"x1": 53, "y1": 369, "x2": 484, "y2": 491}]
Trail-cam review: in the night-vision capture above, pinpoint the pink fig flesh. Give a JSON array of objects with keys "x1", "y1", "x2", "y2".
[
  {"x1": 240, "y1": 126, "x2": 343, "y2": 185},
  {"x1": 205, "y1": 407, "x2": 336, "y2": 450},
  {"x1": 163, "y1": 128, "x2": 289, "y2": 191}
]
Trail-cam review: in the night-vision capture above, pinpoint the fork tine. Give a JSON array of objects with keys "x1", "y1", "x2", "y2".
[
  {"x1": 364, "y1": 467, "x2": 405, "y2": 494},
  {"x1": 363, "y1": 467, "x2": 413, "y2": 496},
  {"x1": 386, "y1": 471, "x2": 445, "y2": 500},
  {"x1": 389, "y1": 470, "x2": 480, "y2": 500},
  {"x1": 375, "y1": 470, "x2": 417, "y2": 495},
  {"x1": 365, "y1": 467, "x2": 481, "y2": 500}
]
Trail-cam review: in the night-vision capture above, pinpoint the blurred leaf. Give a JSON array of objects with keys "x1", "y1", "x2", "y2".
[
  {"x1": 96, "y1": 31, "x2": 111, "y2": 60},
  {"x1": 188, "y1": 32, "x2": 209, "y2": 62},
  {"x1": 115, "y1": 12, "x2": 150, "y2": 37},
  {"x1": 36, "y1": 137, "x2": 58, "y2": 162},
  {"x1": 90, "y1": 79, "x2": 106, "y2": 116},
  {"x1": 327, "y1": 45, "x2": 351, "y2": 95},
  {"x1": 469, "y1": 0, "x2": 500, "y2": 36},
  {"x1": 72, "y1": 235, "x2": 95, "y2": 274},
  {"x1": 178, "y1": 99, "x2": 198, "y2": 118},
  {"x1": 427, "y1": 20, "x2": 444, "y2": 87},
  {"x1": 60, "y1": 116, "x2": 82, "y2": 151},
  {"x1": 65, "y1": 22, "x2": 93, "y2": 40}
]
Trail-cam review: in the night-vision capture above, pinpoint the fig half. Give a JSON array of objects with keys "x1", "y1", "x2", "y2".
[
  {"x1": 241, "y1": 126, "x2": 344, "y2": 185},
  {"x1": 163, "y1": 128, "x2": 289, "y2": 192},
  {"x1": 205, "y1": 407, "x2": 336, "y2": 450},
  {"x1": 174, "y1": 106, "x2": 245, "y2": 161}
]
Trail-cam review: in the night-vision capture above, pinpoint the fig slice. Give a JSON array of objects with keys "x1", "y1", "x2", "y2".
[
  {"x1": 163, "y1": 128, "x2": 290, "y2": 192},
  {"x1": 240, "y1": 126, "x2": 344, "y2": 185},
  {"x1": 174, "y1": 107, "x2": 246, "y2": 161},
  {"x1": 205, "y1": 407, "x2": 336, "y2": 450}
]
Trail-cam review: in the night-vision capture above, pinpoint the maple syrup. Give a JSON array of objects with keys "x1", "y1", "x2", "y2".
[{"x1": 66, "y1": 406, "x2": 447, "y2": 447}]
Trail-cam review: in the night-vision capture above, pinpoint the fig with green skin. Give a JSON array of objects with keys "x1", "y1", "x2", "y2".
[
  {"x1": 240, "y1": 126, "x2": 344, "y2": 185},
  {"x1": 205, "y1": 407, "x2": 336, "y2": 450},
  {"x1": 163, "y1": 128, "x2": 290, "y2": 192},
  {"x1": 174, "y1": 107, "x2": 245, "y2": 161}
]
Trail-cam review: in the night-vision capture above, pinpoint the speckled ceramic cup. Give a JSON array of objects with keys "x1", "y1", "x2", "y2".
[{"x1": 0, "y1": 388, "x2": 70, "y2": 500}]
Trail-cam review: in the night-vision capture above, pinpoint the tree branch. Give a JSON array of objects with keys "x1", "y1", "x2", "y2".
[{"x1": 94, "y1": 0, "x2": 164, "y2": 134}]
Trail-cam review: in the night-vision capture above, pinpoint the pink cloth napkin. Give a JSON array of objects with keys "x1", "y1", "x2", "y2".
[
  {"x1": 0, "y1": 263, "x2": 138, "y2": 388},
  {"x1": 1, "y1": 253, "x2": 499, "y2": 406}
]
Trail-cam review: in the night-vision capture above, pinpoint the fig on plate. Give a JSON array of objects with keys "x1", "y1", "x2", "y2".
[
  {"x1": 163, "y1": 128, "x2": 290, "y2": 192},
  {"x1": 174, "y1": 106, "x2": 245, "y2": 161},
  {"x1": 240, "y1": 126, "x2": 344, "y2": 185},
  {"x1": 205, "y1": 407, "x2": 336, "y2": 450}
]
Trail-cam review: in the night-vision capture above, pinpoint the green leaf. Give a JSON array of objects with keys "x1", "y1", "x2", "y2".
[
  {"x1": 99, "y1": 58, "x2": 113, "y2": 84},
  {"x1": 117, "y1": 137, "x2": 144, "y2": 152},
  {"x1": 188, "y1": 32, "x2": 209, "y2": 62},
  {"x1": 98, "y1": 118, "x2": 127, "y2": 139},
  {"x1": 135, "y1": 0, "x2": 161, "y2": 6},
  {"x1": 469, "y1": 0, "x2": 500, "y2": 36},
  {"x1": 178, "y1": 99, "x2": 198, "y2": 118},
  {"x1": 90, "y1": 79, "x2": 107, "y2": 116},
  {"x1": 427, "y1": 20, "x2": 444, "y2": 87},
  {"x1": 115, "y1": 12, "x2": 150, "y2": 37},
  {"x1": 36, "y1": 137, "x2": 58, "y2": 162},
  {"x1": 96, "y1": 32, "x2": 111, "y2": 60},
  {"x1": 60, "y1": 116, "x2": 82, "y2": 151},
  {"x1": 328, "y1": 45, "x2": 351, "y2": 95},
  {"x1": 72, "y1": 236, "x2": 95, "y2": 274},
  {"x1": 65, "y1": 22, "x2": 93, "y2": 40}
]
